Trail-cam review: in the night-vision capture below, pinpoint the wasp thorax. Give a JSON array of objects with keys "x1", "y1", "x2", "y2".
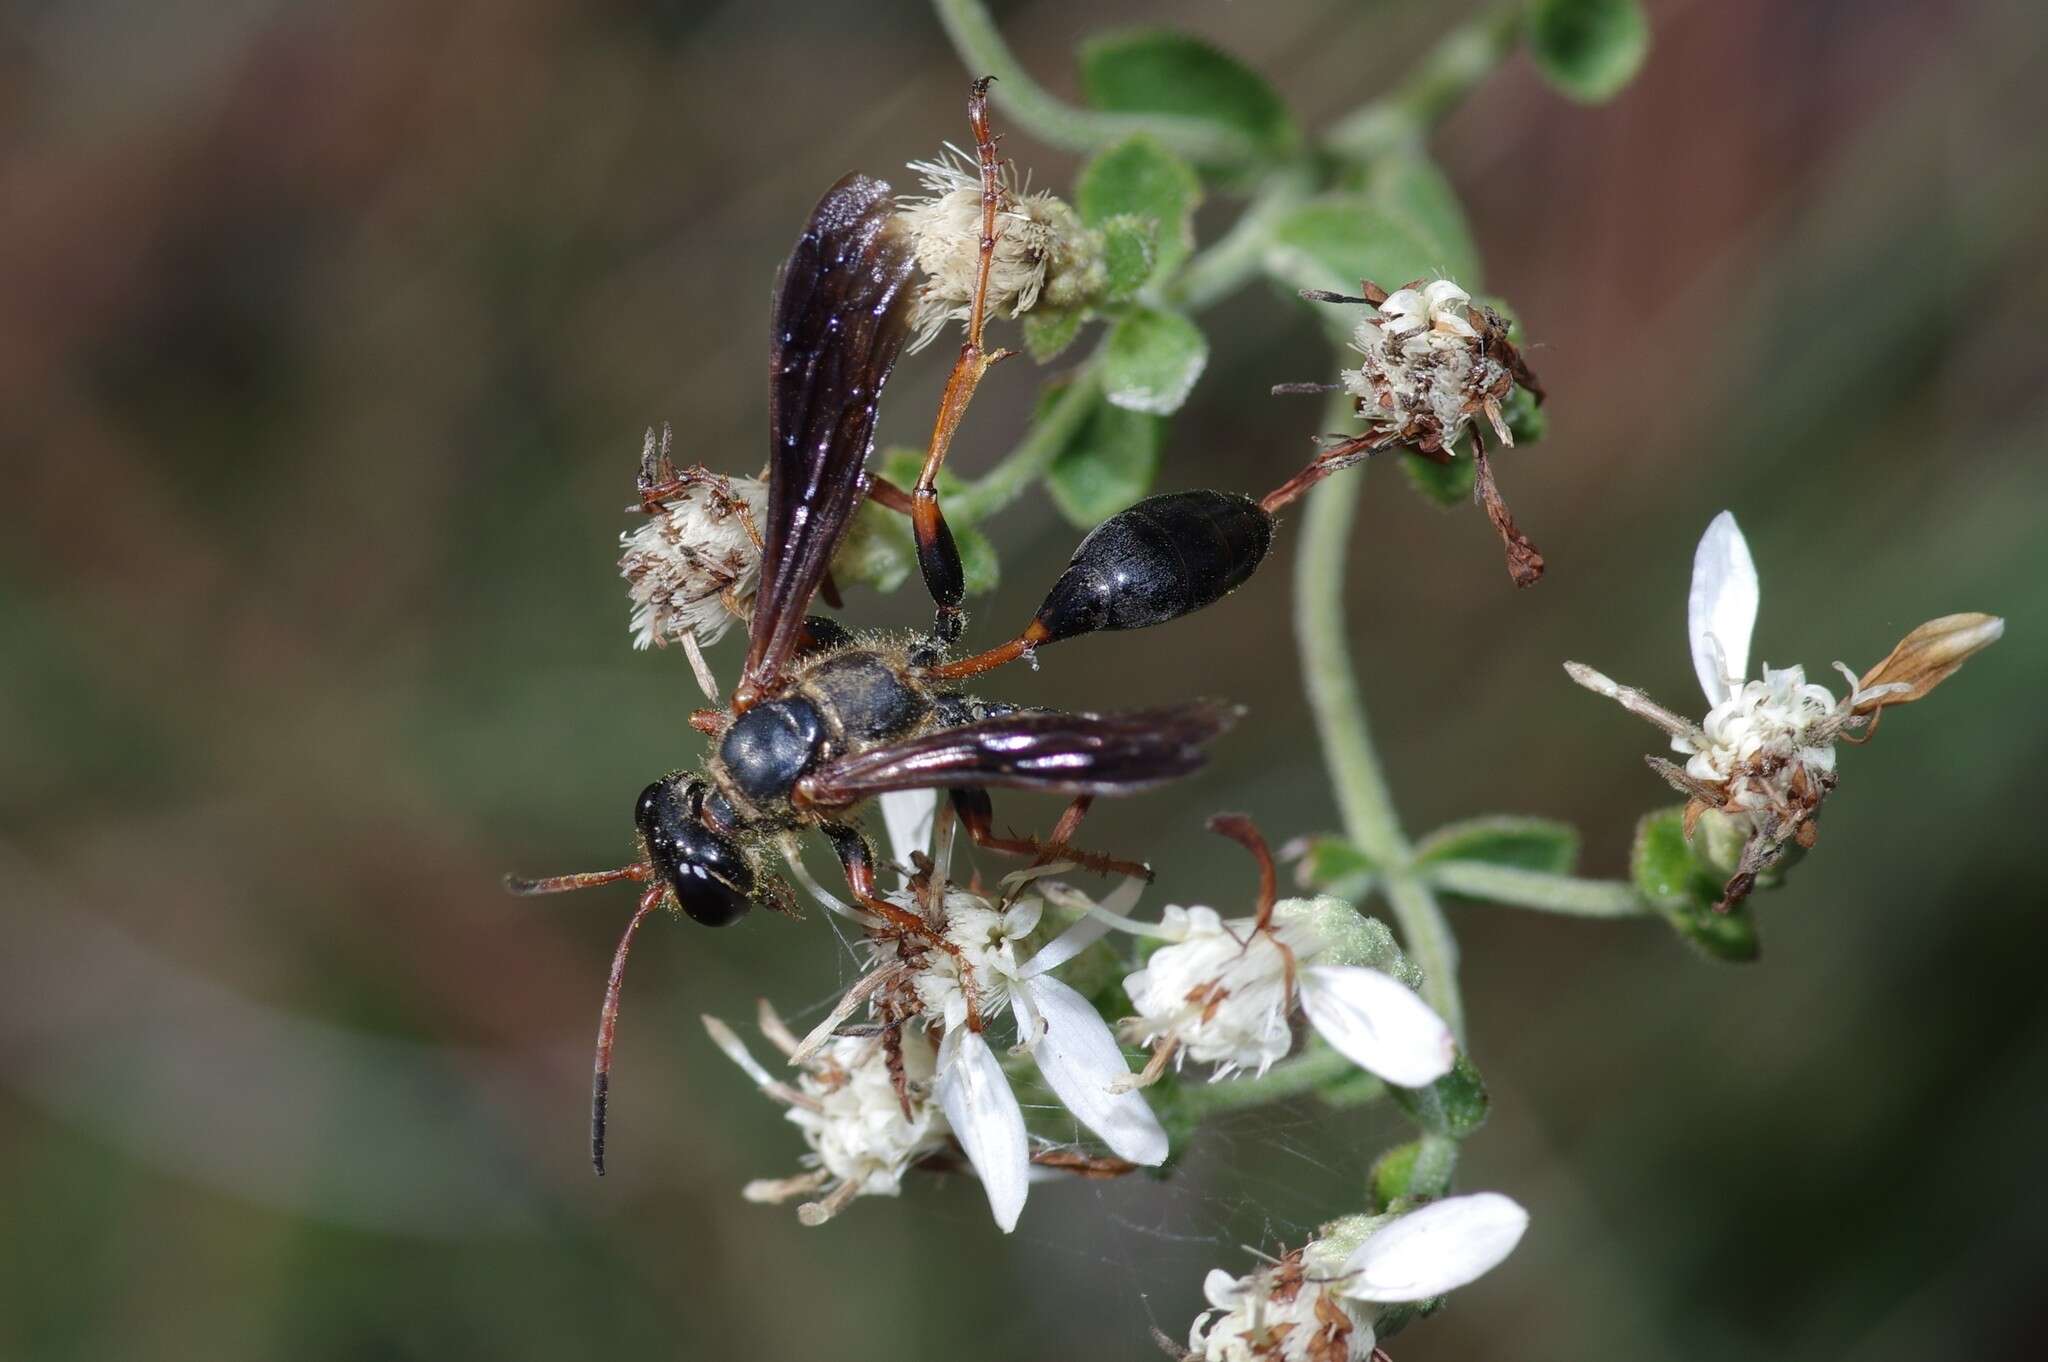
[
  {"x1": 717, "y1": 698, "x2": 826, "y2": 806},
  {"x1": 1343, "y1": 279, "x2": 1519, "y2": 454}
]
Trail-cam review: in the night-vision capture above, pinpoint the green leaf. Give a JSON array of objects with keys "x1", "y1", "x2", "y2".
[
  {"x1": 1401, "y1": 453, "x2": 1477, "y2": 508},
  {"x1": 1021, "y1": 307, "x2": 1086, "y2": 364},
  {"x1": 1099, "y1": 306, "x2": 1208, "y2": 415},
  {"x1": 1078, "y1": 29, "x2": 1298, "y2": 171},
  {"x1": 1099, "y1": 216, "x2": 1158, "y2": 302},
  {"x1": 956, "y1": 522, "x2": 999, "y2": 596},
  {"x1": 1359, "y1": 155, "x2": 1482, "y2": 286},
  {"x1": 1390, "y1": 1052, "x2": 1489, "y2": 1137},
  {"x1": 1290, "y1": 834, "x2": 1378, "y2": 901},
  {"x1": 831, "y1": 501, "x2": 914, "y2": 595},
  {"x1": 1077, "y1": 136, "x2": 1201, "y2": 283},
  {"x1": 1415, "y1": 816, "x2": 1579, "y2": 876},
  {"x1": 1526, "y1": 0, "x2": 1651, "y2": 104},
  {"x1": 1046, "y1": 407, "x2": 1161, "y2": 528},
  {"x1": 1264, "y1": 197, "x2": 1448, "y2": 341},
  {"x1": 1631, "y1": 807, "x2": 1760, "y2": 963},
  {"x1": 851, "y1": 449, "x2": 996, "y2": 597}
]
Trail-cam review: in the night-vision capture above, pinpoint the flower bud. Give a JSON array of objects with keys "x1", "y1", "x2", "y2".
[{"x1": 1853, "y1": 613, "x2": 2004, "y2": 712}]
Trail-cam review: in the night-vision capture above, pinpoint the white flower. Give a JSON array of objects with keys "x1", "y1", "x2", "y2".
[
  {"x1": 1341, "y1": 278, "x2": 1523, "y2": 456},
  {"x1": 1186, "y1": 1194, "x2": 1529, "y2": 1361},
  {"x1": 702, "y1": 1002, "x2": 949, "y2": 1226},
  {"x1": 793, "y1": 789, "x2": 1166, "y2": 1233},
  {"x1": 618, "y1": 443, "x2": 766, "y2": 651},
  {"x1": 1119, "y1": 899, "x2": 1456, "y2": 1090},
  {"x1": 1567, "y1": 511, "x2": 2003, "y2": 909},
  {"x1": 895, "y1": 147, "x2": 1104, "y2": 351}
]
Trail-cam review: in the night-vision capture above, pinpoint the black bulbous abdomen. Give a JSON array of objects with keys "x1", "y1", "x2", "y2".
[{"x1": 1032, "y1": 490, "x2": 1272, "y2": 643}]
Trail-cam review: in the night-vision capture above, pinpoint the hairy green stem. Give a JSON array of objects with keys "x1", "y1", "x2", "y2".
[
  {"x1": 1295, "y1": 395, "x2": 1465, "y2": 1040},
  {"x1": 1424, "y1": 862, "x2": 1652, "y2": 918},
  {"x1": 1323, "y1": 2, "x2": 1525, "y2": 160},
  {"x1": 933, "y1": 0, "x2": 1265, "y2": 167},
  {"x1": 1294, "y1": 464, "x2": 1405, "y2": 865},
  {"x1": 1168, "y1": 164, "x2": 1316, "y2": 311},
  {"x1": 950, "y1": 361, "x2": 1102, "y2": 522}
]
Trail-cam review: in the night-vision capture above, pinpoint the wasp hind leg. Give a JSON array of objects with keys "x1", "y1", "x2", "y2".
[{"x1": 948, "y1": 789, "x2": 1152, "y2": 881}]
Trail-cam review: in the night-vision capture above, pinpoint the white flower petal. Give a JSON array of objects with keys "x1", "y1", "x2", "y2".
[
  {"x1": 700, "y1": 1015, "x2": 776, "y2": 1088},
  {"x1": 1339, "y1": 1192, "x2": 1529, "y2": 1302},
  {"x1": 879, "y1": 789, "x2": 938, "y2": 870},
  {"x1": 1299, "y1": 965, "x2": 1456, "y2": 1088},
  {"x1": 1688, "y1": 510, "x2": 1759, "y2": 707},
  {"x1": 935, "y1": 1026, "x2": 1030, "y2": 1232},
  {"x1": 1022, "y1": 975, "x2": 1168, "y2": 1166},
  {"x1": 1202, "y1": 1267, "x2": 1244, "y2": 1310},
  {"x1": 1019, "y1": 913, "x2": 1111, "y2": 979}
]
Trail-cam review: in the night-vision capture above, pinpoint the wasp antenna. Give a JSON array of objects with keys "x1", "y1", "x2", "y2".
[
  {"x1": 1206, "y1": 813, "x2": 1277, "y2": 930},
  {"x1": 1271, "y1": 381, "x2": 1343, "y2": 396},
  {"x1": 592, "y1": 882, "x2": 667, "y2": 1176},
  {"x1": 503, "y1": 864, "x2": 651, "y2": 897}
]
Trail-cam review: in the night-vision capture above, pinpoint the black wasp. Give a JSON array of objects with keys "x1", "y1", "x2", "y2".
[{"x1": 509, "y1": 85, "x2": 1275, "y2": 1174}]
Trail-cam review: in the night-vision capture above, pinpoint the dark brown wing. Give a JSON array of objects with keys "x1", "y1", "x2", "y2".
[
  {"x1": 798, "y1": 702, "x2": 1243, "y2": 807},
  {"x1": 738, "y1": 174, "x2": 917, "y2": 705}
]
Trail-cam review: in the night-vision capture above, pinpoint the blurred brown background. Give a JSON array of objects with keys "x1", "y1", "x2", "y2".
[{"x1": 3, "y1": 0, "x2": 2045, "y2": 1358}]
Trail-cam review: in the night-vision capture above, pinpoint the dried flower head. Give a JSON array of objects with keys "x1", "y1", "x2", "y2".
[
  {"x1": 703, "y1": 1003, "x2": 949, "y2": 1226},
  {"x1": 1567, "y1": 511, "x2": 2003, "y2": 910},
  {"x1": 1343, "y1": 280, "x2": 1524, "y2": 456},
  {"x1": 1273, "y1": 280, "x2": 1547, "y2": 585},
  {"x1": 1182, "y1": 1195, "x2": 1530, "y2": 1362},
  {"x1": 896, "y1": 146, "x2": 1104, "y2": 351},
  {"x1": 618, "y1": 425, "x2": 766, "y2": 651}
]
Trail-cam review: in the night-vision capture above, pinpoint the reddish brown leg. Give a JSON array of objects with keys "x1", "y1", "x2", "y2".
[
  {"x1": 921, "y1": 618, "x2": 1051, "y2": 682},
  {"x1": 911, "y1": 77, "x2": 1014, "y2": 642},
  {"x1": 1207, "y1": 812, "x2": 1295, "y2": 997},
  {"x1": 824, "y1": 822, "x2": 982, "y2": 1028},
  {"x1": 1259, "y1": 433, "x2": 1384, "y2": 514},
  {"x1": 949, "y1": 789, "x2": 1152, "y2": 880},
  {"x1": 591, "y1": 881, "x2": 666, "y2": 1175},
  {"x1": 1469, "y1": 426, "x2": 1545, "y2": 588}
]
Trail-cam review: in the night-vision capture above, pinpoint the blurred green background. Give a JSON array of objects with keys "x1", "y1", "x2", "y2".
[{"x1": 3, "y1": 0, "x2": 2044, "y2": 1358}]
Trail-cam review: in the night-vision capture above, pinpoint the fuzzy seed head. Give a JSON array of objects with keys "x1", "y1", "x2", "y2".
[
  {"x1": 619, "y1": 473, "x2": 767, "y2": 650},
  {"x1": 896, "y1": 150, "x2": 1104, "y2": 351},
  {"x1": 1342, "y1": 279, "x2": 1519, "y2": 454}
]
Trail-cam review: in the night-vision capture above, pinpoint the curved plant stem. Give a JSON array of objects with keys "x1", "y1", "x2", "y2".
[
  {"x1": 1423, "y1": 862, "x2": 1652, "y2": 918},
  {"x1": 1295, "y1": 394, "x2": 1465, "y2": 1040},
  {"x1": 1323, "y1": 2, "x2": 1525, "y2": 161},
  {"x1": 1168, "y1": 164, "x2": 1316, "y2": 311},
  {"x1": 1295, "y1": 467, "x2": 1405, "y2": 864},
  {"x1": 950, "y1": 360, "x2": 1102, "y2": 523},
  {"x1": 933, "y1": 0, "x2": 1265, "y2": 168}
]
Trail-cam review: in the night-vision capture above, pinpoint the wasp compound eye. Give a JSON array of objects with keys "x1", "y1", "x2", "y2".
[
  {"x1": 1033, "y1": 490, "x2": 1273, "y2": 643},
  {"x1": 634, "y1": 779, "x2": 753, "y2": 926}
]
